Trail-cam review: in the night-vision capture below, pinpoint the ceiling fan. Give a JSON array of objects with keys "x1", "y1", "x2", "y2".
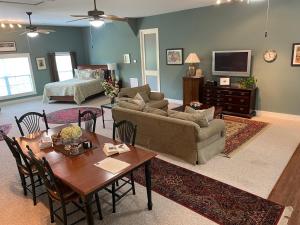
[
  {"x1": 20, "y1": 12, "x2": 55, "y2": 37},
  {"x1": 68, "y1": 0, "x2": 127, "y2": 27}
]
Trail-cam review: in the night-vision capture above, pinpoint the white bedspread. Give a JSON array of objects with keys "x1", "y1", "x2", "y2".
[{"x1": 43, "y1": 78, "x2": 104, "y2": 105}]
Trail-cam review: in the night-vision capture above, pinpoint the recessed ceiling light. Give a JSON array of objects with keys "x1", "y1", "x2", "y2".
[
  {"x1": 9, "y1": 24, "x2": 14, "y2": 28},
  {"x1": 17, "y1": 24, "x2": 22, "y2": 28},
  {"x1": 1, "y1": 23, "x2": 5, "y2": 28},
  {"x1": 216, "y1": 0, "x2": 221, "y2": 4}
]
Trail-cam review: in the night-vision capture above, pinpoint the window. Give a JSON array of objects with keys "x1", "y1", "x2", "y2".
[
  {"x1": 0, "y1": 53, "x2": 36, "y2": 100},
  {"x1": 55, "y1": 52, "x2": 74, "y2": 81}
]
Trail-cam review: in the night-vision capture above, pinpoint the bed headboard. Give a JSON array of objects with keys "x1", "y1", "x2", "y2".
[{"x1": 77, "y1": 64, "x2": 108, "y2": 70}]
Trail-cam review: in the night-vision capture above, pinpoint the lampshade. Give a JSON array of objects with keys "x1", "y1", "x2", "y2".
[
  {"x1": 185, "y1": 53, "x2": 201, "y2": 64},
  {"x1": 107, "y1": 63, "x2": 117, "y2": 70}
]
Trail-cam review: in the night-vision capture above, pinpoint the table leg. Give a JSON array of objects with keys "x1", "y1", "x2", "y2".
[
  {"x1": 101, "y1": 106, "x2": 105, "y2": 128},
  {"x1": 145, "y1": 161, "x2": 152, "y2": 210},
  {"x1": 83, "y1": 194, "x2": 94, "y2": 225},
  {"x1": 112, "y1": 182, "x2": 116, "y2": 213}
]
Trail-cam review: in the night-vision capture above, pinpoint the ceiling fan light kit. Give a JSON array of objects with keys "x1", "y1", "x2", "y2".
[
  {"x1": 27, "y1": 32, "x2": 39, "y2": 38},
  {"x1": 89, "y1": 19, "x2": 104, "y2": 27}
]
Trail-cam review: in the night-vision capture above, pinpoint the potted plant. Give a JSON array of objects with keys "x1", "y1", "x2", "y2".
[
  {"x1": 239, "y1": 76, "x2": 257, "y2": 89},
  {"x1": 101, "y1": 80, "x2": 120, "y2": 104}
]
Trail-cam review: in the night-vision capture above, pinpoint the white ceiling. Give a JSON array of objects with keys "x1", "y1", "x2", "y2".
[{"x1": 0, "y1": 0, "x2": 216, "y2": 27}]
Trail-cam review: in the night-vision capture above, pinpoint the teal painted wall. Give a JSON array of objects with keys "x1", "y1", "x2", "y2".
[
  {"x1": 83, "y1": 23, "x2": 140, "y2": 87},
  {"x1": 85, "y1": 0, "x2": 300, "y2": 115},
  {"x1": 0, "y1": 26, "x2": 87, "y2": 102}
]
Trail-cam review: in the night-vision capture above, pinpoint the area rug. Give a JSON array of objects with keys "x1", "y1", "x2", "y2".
[
  {"x1": 224, "y1": 116, "x2": 268, "y2": 155},
  {"x1": 46, "y1": 107, "x2": 103, "y2": 124},
  {"x1": 0, "y1": 124, "x2": 12, "y2": 141},
  {"x1": 133, "y1": 158, "x2": 285, "y2": 225}
]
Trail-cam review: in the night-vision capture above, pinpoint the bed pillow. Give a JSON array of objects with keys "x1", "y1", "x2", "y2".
[
  {"x1": 75, "y1": 69, "x2": 95, "y2": 80},
  {"x1": 92, "y1": 69, "x2": 105, "y2": 80}
]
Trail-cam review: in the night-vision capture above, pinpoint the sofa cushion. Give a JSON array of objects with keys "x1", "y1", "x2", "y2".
[
  {"x1": 143, "y1": 107, "x2": 168, "y2": 117},
  {"x1": 119, "y1": 84, "x2": 151, "y2": 98},
  {"x1": 185, "y1": 106, "x2": 215, "y2": 122},
  {"x1": 118, "y1": 101, "x2": 144, "y2": 111},
  {"x1": 169, "y1": 111, "x2": 209, "y2": 127},
  {"x1": 147, "y1": 99, "x2": 168, "y2": 109}
]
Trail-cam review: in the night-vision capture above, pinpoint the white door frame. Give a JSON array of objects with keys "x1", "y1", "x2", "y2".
[{"x1": 139, "y1": 28, "x2": 160, "y2": 92}]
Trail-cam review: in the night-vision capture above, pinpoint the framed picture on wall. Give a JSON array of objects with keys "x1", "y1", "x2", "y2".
[
  {"x1": 36, "y1": 57, "x2": 47, "y2": 70},
  {"x1": 291, "y1": 43, "x2": 300, "y2": 66},
  {"x1": 123, "y1": 54, "x2": 131, "y2": 64},
  {"x1": 219, "y1": 77, "x2": 230, "y2": 87},
  {"x1": 166, "y1": 48, "x2": 184, "y2": 65},
  {"x1": 0, "y1": 41, "x2": 16, "y2": 52}
]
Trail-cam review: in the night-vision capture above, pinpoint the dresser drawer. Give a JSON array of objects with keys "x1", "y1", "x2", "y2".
[
  {"x1": 225, "y1": 96, "x2": 249, "y2": 105},
  {"x1": 224, "y1": 104, "x2": 249, "y2": 114},
  {"x1": 217, "y1": 89, "x2": 250, "y2": 97}
]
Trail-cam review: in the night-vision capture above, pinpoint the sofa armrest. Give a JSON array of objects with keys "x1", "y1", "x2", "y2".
[
  {"x1": 150, "y1": 92, "x2": 164, "y2": 100},
  {"x1": 198, "y1": 119, "x2": 226, "y2": 141}
]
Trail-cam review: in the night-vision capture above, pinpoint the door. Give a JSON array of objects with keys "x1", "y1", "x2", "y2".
[{"x1": 139, "y1": 28, "x2": 160, "y2": 92}]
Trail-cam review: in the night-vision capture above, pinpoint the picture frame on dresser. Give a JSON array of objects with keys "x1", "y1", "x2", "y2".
[{"x1": 219, "y1": 77, "x2": 230, "y2": 87}]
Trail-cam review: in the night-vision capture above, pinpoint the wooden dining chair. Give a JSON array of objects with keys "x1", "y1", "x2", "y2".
[
  {"x1": 27, "y1": 146, "x2": 103, "y2": 225},
  {"x1": 1, "y1": 130, "x2": 44, "y2": 205},
  {"x1": 15, "y1": 110, "x2": 49, "y2": 136},
  {"x1": 110, "y1": 120, "x2": 137, "y2": 213},
  {"x1": 78, "y1": 110, "x2": 97, "y2": 133}
]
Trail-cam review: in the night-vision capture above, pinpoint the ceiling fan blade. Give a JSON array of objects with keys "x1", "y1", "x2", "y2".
[
  {"x1": 67, "y1": 17, "x2": 89, "y2": 23},
  {"x1": 99, "y1": 15, "x2": 128, "y2": 21},
  {"x1": 70, "y1": 15, "x2": 90, "y2": 18}
]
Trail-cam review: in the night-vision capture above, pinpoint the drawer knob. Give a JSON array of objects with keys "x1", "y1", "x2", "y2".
[
  {"x1": 229, "y1": 91, "x2": 233, "y2": 94},
  {"x1": 240, "y1": 99, "x2": 245, "y2": 103},
  {"x1": 228, "y1": 98, "x2": 232, "y2": 101},
  {"x1": 240, "y1": 107, "x2": 244, "y2": 111},
  {"x1": 228, "y1": 106, "x2": 232, "y2": 109}
]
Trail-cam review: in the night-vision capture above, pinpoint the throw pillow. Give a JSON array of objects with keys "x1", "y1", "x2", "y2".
[
  {"x1": 185, "y1": 106, "x2": 215, "y2": 122},
  {"x1": 138, "y1": 91, "x2": 150, "y2": 102},
  {"x1": 118, "y1": 101, "x2": 144, "y2": 111},
  {"x1": 128, "y1": 93, "x2": 146, "y2": 109},
  {"x1": 143, "y1": 107, "x2": 168, "y2": 116},
  {"x1": 170, "y1": 111, "x2": 209, "y2": 127}
]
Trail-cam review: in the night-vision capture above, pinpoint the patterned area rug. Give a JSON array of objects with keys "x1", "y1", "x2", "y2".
[
  {"x1": 133, "y1": 158, "x2": 284, "y2": 225},
  {"x1": 224, "y1": 116, "x2": 268, "y2": 155},
  {"x1": 0, "y1": 124, "x2": 12, "y2": 141},
  {"x1": 46, "y1": 107, "x2": 103, "y2": 124}
]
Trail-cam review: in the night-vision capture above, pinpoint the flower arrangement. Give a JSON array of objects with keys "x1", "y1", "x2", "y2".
[
  {"x1": 60, "y1": 125, "x2": 82, "y2": 140},
  {"x1": 101, "y1": 80, "x2": 119, "y2": 98},
  {"x1": 239, "y1": 77, "x2": 257, "y2": 89}
]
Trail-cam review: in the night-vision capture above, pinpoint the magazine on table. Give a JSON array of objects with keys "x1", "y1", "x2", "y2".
[{"x1": 103, "y1": 143, "x2": 130, "y2": 156}]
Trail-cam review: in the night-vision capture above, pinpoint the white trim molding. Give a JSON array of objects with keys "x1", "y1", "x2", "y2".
[{"x1": 0, "y1": 95, "x2": 42, "y2": 107}]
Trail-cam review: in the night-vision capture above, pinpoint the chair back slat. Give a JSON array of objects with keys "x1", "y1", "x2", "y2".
[
  {"x1": 113, "y1": 120, "x2": 137, "y2": 146},
  {"x1": 27, "y1": 147, "x2": 63, "y2": 198},
  {"x1": 78, "y1": 110, "x2": 97, "y2": 133},
  {"x1": 15, "y1": 110, "x2": 49, "y2": 136},
  {"x1": 1, "y1": 130, "x2": 32, "y2": 174}
]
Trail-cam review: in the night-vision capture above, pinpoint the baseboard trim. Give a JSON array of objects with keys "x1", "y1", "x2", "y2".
[
  {"x1": 256, "y1": 110, "x2": 300, "y2": 120},
  {"x1": 167, "y1": 98, "x2": 183, "y2": 104},
  {"x1": 0, "y1": 95, "x2": 42, "y2": 107}
]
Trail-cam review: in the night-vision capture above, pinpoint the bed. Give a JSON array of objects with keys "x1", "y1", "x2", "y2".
[{"x1": 43, "y1": 65, "x2": 108, "y2": 105}]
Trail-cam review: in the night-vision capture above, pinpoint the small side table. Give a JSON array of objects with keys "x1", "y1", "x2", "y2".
[{"x1": 100, "y1": 103, "x2": 118, "y2": 128}]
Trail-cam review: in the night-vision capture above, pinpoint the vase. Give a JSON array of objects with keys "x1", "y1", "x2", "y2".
[{"x1": 110, "y1": 97, "x2": 115, "y2": 104}]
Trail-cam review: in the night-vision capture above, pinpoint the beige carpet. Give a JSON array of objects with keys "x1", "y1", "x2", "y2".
[{"x1": 0, "y1": 97, "x2": 298, "y2": 224}]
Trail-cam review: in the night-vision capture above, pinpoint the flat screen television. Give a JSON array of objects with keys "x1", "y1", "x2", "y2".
[{"x1": 212, "y1": 50, "x2": 252, "y2": 77}]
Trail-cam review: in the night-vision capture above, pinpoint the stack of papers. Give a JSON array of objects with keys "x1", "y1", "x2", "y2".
[
  {"x1": 94, "y1": 158, "x2": 130, "y2": 174},
  {"x1": 103, "y1": 143, "x2": 130, "y2": 156}
]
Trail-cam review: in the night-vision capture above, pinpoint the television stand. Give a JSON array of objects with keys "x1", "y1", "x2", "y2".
[{"x1": 203, "y1": 85, "x2": 257, "y2": 118}]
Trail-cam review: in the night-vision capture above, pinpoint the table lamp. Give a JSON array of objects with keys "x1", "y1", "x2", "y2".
[
  {"x1": 107, "y1": 63, "x2": 117, "y2": 80},
  {"x1": 185, "y1": 53, "x2": 201, "y2": 77}
]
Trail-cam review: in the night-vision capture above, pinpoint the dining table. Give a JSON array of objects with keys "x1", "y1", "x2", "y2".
[{"x1": 16, "y1": 125, "x2": 157, "y2": 225}]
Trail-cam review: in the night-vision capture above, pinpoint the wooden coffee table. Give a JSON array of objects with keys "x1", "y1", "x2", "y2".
[
  {"x1": 172, "y1": 104, "x2": 223, "y2": 119},
  {"x1": 17, "y1": 126, "x2": 157, "y2": 225}
]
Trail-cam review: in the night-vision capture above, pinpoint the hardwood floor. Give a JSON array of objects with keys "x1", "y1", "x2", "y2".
[{"x1": 268, "y1": 144, "x2": 300, "y2": 225}]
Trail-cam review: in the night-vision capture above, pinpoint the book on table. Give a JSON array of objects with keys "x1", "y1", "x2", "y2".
[{"x1": 103, "y1": 143, "x2": 130, "y2": 156}]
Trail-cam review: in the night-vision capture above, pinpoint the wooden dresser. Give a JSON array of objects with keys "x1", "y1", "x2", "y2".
[
  {"x1": 183, "y1": 77, "x2": 204, "y2": 106},
  {"x1": 203, "y1": 86, "x2": 257, "y2": 118}
]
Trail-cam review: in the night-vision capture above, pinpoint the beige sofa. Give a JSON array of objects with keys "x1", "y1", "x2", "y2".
[
  {"x1": 117, "y1": 84, "x2": 168, "y2": 111},
  {"x1": 112, "y1": 106, "x2": 226, "y2": 165}
]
